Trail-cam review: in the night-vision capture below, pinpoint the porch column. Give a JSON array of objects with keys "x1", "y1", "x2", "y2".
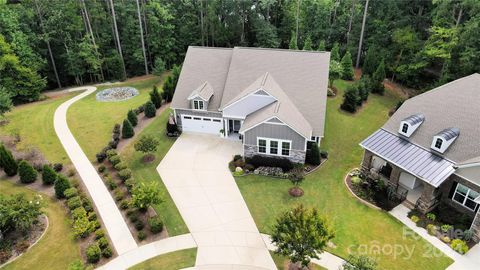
[
  {"x1": 416, "y1": 183, "x2": 440, "y2": 213},
  {"x1": 470, "y1": 211, "x2": 480, "y2": 242},
  {"x1": 389, "y1": 166, "x2": 401, "y2": 188},
  {"x1": 360, "y1": 150, "x2": 374, "y2": 173},
  {"x1": 224, "y1": 119, "x2": 229, "y2": 137}
]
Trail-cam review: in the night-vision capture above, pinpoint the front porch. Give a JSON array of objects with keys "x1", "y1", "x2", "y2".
[{"x1": 223, "y1": 118, "x2": 243, "y2": 140}]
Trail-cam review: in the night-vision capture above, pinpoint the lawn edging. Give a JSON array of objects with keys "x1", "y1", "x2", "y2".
[
  {"x1": 344, "y1": 168, "x2": 382, "y2": 211},
  {"x1": 0, "y1": 214, "x2": 49, "y2": 268}
]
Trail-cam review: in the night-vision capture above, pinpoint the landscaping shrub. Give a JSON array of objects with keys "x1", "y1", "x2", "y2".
[
  {"x1": 166, "y1": 119, "x2": 178, "y2": 134},
  {"x1": 53, "y1": 163, "x2": 63, "y2": 172},
  {"x1": 82, "y1": 198, "x2": 94, "y2": 212},
  {"x1": 97, "y1": 237, "x2": 109, "y2": 249},
  {"x1": 137, "y1": 231, "x2": 147, "y2": 241},
  {"x1": 127, "y1": 109, "x2": 138, "y2": 127},
  {"x1": 18, "y1": 160, "x2": 37, "y2": 183},
  {"x1": 148, "y1": 216, "x2": 163, "y2": 234},
  {"x1": 427, "y1": 224, "x2": 437, "y2": 236},
  {"x1": 88, "y1": 211, "x2": 97, "y2": 221},
  {"x1": 341, "y1": 85, "x2": 360, "y2": 113},
  {"x1": 426, "y1": 213, "x2": 436, "y2": 222},
  {"x1": 126, "y1": 209, "x2": 136, "y2": 218},
  {"x1": 118, "y1": 169, "x2": 132, "y2": 181},
  {"x1": 42, "y1": 165, "x2": 57, "y2": 185},
  {"x1": 120, "y1": 199, "x2": 130, "y2": 210},
  {"x1": 64, "y1": 187, "x2": 79, "y2": 199},
  {"x1": 135, "y1": 220, "x2": 145, "y2": 230},
  {"x1": 106, "y1": 149, "x2": 117, "y2": 158},
  {"x1": 144, "y1": 101, "x2": 156, "y2": 118},
  {"x1": 71, "y1": 207, "x2": 87, "y2": 220},
  {"x1": 233, "y1": 155, "x2": 242, "y2": 162},
  {"x1": 108, "y1": 140, "x2": 118, "y2": 149},
  {"x1": 451, "y1": 239, "x2": 469, "y2": 254},
  {"x1": 54, "y1": 174, "x2": 71, "y2": 199},
  {"x1": 228, "y1": 161, "x2": 235, "y2": 172},
  {"x1": 246, "y1": 155, "x2": 294, "y2": 172},
  {"x1": 67, "y1": 196, "x2": 82, "y2": 210},
  {"x1": 125, "y1": 178, "x2": 136, "y2": 191},
  {"x1": 95, "y1": 229, "x2": 105, "y2": 240},
  {"x1": 129, "y1": 213, "x2": 139, "y2": 223},
  {"x1": 98, "y1": 165, "x2": 106, "y2": 173},
  {"x1": 96, "y1": 151, "x2": 107, "y2": 163},
  {"x1": 86, "y1": 243, "x2": 101, "y2": 263},
  {"x1": 464, "y1": 229, "x2": 474, "y2": 241},
  {"x1": 410, "y1": 215, "x2": 420, "y2": 223},
  {"x1": 305, "y1": 142, "x2": 320, "y2": 165},
  {"x1": 102, "y1": 247, "x2": 113, "y2": 258},
  {"x1": 441, "y1": 236, "x2": 451, "y2": 243},
  {"x1": 135, "y1": 105, "x2": 145, "y2": 114},
  {"x1": 114, "y1": 162, "x2": 127, "y2": 171},
  {"x1": 320, "y1": 150, "x2": 328, "y2": 159},
  {"x1": 112, "y1": 123, "x2": 121, "y2": 135},
  {"x1": 91, "y1": 220, "x2": 101, "y2": 230},
  {"x1": 150, "y1": 86, "x2": 162, "y2": 109},
  {"x1": 73, "y1": 215, "x2": 91, "y2": 238},
  {"x1": 114, "y1": 189, "x2": 125, "y2": 201},
  {"x1": 122, "y1": 119, "x2": 135, "y2": 139},
  {"x1": 105, "y1": 177, "x2": 117, "y2": 190},
  {"x1": 0, "y1": 144, "x2": 18, "y2": 176},
  {"x1": 109, "y1": 155, "x2": 121, "y2": 166}
]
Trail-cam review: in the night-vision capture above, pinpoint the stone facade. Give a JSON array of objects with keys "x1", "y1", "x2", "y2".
[
  {"x1": 438, "y1": 174, "x2": 479, "y2": 218},
  {"x1": 174, "y1": 109, "x2": 223, "y2": 129},
  {"x1": 416, "y1": 183, "x2": 441, "y2": 213},
  {"x1": 244, "y1": 144, "x2": 306, "y2": 164}
]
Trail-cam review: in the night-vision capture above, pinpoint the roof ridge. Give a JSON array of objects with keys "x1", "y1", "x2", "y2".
[
  {"x1": 233, "y1": 46, "x2": 330, "y2": 54},
  {"x1": 261, "y1": 72, "x2": 269, "y2": 86}
]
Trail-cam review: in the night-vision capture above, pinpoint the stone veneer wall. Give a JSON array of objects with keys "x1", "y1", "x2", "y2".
[
  {"x1": 244, "y1": 144, "x2": 306, "y2": 164},
  {"x1": 174, "y1": 109, "x2": 223, "y2": 129},
  {"x1": 438, "y1": 174, "x2": 479, "y2": 218}
]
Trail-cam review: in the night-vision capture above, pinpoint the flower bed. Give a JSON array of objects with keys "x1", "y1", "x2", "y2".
[
  {"x1": 96, "y1": 87, "x2": 139, "y2": 102},
  {"x1": 408, "y1": 206, "x2": 476, "y2": 254}
]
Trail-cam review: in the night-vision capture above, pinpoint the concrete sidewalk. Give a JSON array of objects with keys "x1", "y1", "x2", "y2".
[
  {"x1": 158, "y1": 133, "x2": 276, "y2": 269},
  {"x1": 54, "y1": 86, "x2": 137, "y2": 255}
]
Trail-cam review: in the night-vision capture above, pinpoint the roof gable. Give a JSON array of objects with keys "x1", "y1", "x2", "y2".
[{"x1": 187, "y1": 81, "x2": 214, "y2": 101}]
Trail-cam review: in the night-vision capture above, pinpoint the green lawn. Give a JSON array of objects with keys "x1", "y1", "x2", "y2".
[
  {"x1": 68, "y1": 75, "x2": 165, "y2": 160},
  {"x1": 237, "y1": 80, "x2": 453, "y2": 270},
  {"x1": 0, "y1": 92, "x2": 78, "y2": 164},
  {"x1": 128, "y1": 248, "x2": 197, "y2": 270},
  {"x1": 0, "y1": 180, "x2": 80, "y2": 270},
  {"x1": 120, "y1": 109, "x2": 189, "y2": 236},
  {"x1": 270, "y1": 251, "x2": 327, "y2": 270}
]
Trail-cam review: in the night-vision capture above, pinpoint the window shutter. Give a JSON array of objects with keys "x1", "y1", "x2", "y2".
[{"x1": 449, "y1": 181, "x2": 458, "y2": 199}]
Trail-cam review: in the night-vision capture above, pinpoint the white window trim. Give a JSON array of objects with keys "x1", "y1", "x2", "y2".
[
  {"x1": 192, "y1": 100, "x2": 205, "y2": 111},
  {"x1": 452, "y1": 183, "x2": 479, "y2": 212},
  {"x1": 256, "y1": 137, "x2": 292, "y2": 157}
]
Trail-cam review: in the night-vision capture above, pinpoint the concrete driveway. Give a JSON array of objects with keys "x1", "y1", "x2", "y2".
[{"x1": 158, "y1": 133, "x2": 276, "y2": 269}]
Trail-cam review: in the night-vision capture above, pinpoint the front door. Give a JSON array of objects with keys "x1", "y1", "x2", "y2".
[{"x1": 228, "y1": 119, "x2": 241, "y2": 133}]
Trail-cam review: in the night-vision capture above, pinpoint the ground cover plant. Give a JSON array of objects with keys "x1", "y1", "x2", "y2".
[{"x1": 236, "y1": 80, "x2": 453, "y2": 270}]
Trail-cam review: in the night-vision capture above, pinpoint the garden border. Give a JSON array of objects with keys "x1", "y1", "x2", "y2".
[
  {"x1": 0, "y1": 214, "x2": 49, "y2": 268},
  {"x1": 232, "y1": 158, "x2": 328, "y2": 178},
  {"x1": 343, "y1": 168, "x2": 382, "y2": 211}
]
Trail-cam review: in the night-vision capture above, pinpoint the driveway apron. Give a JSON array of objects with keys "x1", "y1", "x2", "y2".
[{"x1": 158, "y1": 133, "x2": 276, "y2": 269}]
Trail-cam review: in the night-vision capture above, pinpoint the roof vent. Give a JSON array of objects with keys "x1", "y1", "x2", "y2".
[
  {"x1": 431, "y1": 128, "x2": 460, "y2": 153},
  {"x1": 398, "y1": 114, "x2": 425, "y2": 137}
]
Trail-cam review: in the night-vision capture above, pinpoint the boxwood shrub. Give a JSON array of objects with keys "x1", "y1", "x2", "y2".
[
  {"x1": 95, "y1": 229, "x2": 105, "y2": 240},
  {"x1": 86, "y1": 243, "x2": 101, "y2": 263},
  {"x1": 19, "y1": 160, "x2": 37, "y2": 183},
  {"x1": 148, "y1": 216, "x2": 163, "y2": 234},
  {"x1": 102, "y1": 247, "x2": 113, "y2": 258},
  {"x1": 97, "y1": 237, "x2": 109, "y2": 249},
  {"x1": 67, "y1": 196, "x2": 82, "y2": 210},
  {"x1": 64, "y1": 187, "x2": 79, "y2": 199},
  {"x1": 114, "y1": 162, "x2": 127, "y2": 171},
  {"x1": 246, "y1": 155, "x2": 294, "y2": 172},
  {"x1": 118, "y1": 169, "x2": 132, "y2": 181},
  {"x1": 109, "y1": 155, "x2": 121, "y2": 166}
]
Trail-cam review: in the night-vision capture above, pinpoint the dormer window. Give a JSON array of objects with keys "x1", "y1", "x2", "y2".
[
  {"x1": 434, "y1": 138, "x2": 443, "y2": 149},
  {"x1": 193, "y1": 100, "x2": 204, "y2": 110},
  {"x1": 398, "y1": 114, "x2": 424, "y2": 137}
]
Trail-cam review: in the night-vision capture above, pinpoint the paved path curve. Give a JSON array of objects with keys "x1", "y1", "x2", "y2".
[{"x1": 54, "y1": 86, "x2": 138, "y2": 255}]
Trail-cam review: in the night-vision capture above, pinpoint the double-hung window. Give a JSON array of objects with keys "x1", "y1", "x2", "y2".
[
  {"x1": 257, "y1": 138, "x2": 291, "y2": 157},
  {"x1": 452, "y1": 183, "x2": 479, "y2": 211},
  {"x1": 270, "y1": 141, "x2": 278, "y2": 154},
  {"x1": 193, "y1": 100, "x2": 204, "y2": 110},
  {"x1": 281, "y1": 142, "x2": 291, "y2": 156},
  {"x1": 258, "y1": 139, "x2": 267, "y2": 153}
]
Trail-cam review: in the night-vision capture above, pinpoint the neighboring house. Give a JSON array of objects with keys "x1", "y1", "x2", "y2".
[
  {"x1": 359, "y1": 73, "x2": 480, "y2": 240},
  {"x1": 171, "y1": 46, "x2": 330, "y2": 164}
]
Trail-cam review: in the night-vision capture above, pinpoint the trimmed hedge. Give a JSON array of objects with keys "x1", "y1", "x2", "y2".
[
  {"x1": 86, "y1": 243, "x2": 101, "y2": 263},
  {"x1": 64, "y1": 187, "x2": 79, "y2": 199},
  {"x1": 118, "y1": 169, "x2": 132, "y2": 181},
  {"x1": 42, "y1": 165, "x2": 57, "y2": 185},
  {"x1": 148, "y1": 216, "x2": 164, "y2": 234},
  {"x1": 246, "y1": 155, "x2": 294, "y2": 172}
]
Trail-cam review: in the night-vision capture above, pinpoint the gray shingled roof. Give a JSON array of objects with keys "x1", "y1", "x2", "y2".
[
  {"x1": 238, "y1": 73, "x2": 312, "y2": 138},
  {"x1": 383, "y1": 73, "x2": 480, "y2": 164},
  {"x1": 187, "y1": 81, "x2": 214, "y2": 101},
  {"x1": 360, "y1": 129, "x2": 455, "y2": 187}
]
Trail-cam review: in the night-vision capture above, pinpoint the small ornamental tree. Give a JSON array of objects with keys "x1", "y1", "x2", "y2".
[
  {"x1": 149, "y1": 86, "x2": 162, "y2": 109},
  {"x1": 341, "y1": 85, "x2": 360, "y2": 113},
  {"x1": 372, "y1": 58, "x2": 386, "y2": 95},
  {"x1": 144, "y1": 101, "x2": 156, "y2": 118},
  {"x1": 42, "y1": 164, "x2": 57, "y2": 185},
  {"x1": 341, "y1": 51, "x2": 355, "y2": 80},
  {"x1": 54, "y1": 174, "x2": 71, "y2": 199},
  {"x1": 288, "y1": 167, "x2": 305, "y2": 197},
  {"x1": 152, "y1": 57, "x2": 165, "y2": 76},
  {"x1": 343, "y1": 255, "x2": 378, "y2": 270},
  {"x1": 317, "y1": 40, "x2": 326, "y2": 51},
  {"x1": 122, "y1": 119, "x2": 135, "y2": 139},
  {"x1": 0, "y1": 144, "x2": 17, "y2": 176},
  {"x1": 127, "y1": 110, "x2": 138, "y2": 127},
  {"x1": 134, "y1": 135, "x2": 159, "y2": 162},
  {"x1": 271, "y1": 205, "x2": 335, "y2": 269},
  {"x1": 0, "y1": 193, "x2": 43, "y2": 233},
  {"x1": 329, "y1": 60, "x2": 343, "y2": 88},
  {"x1": 330, "y1": 42, "x2": 340, "y2": 61},
  {"x1": 162, "y1": 76, "x2": 174, "y2": 102},
  {"x1": 302, "y1": 35, "x2": 313, "y2": 50},
  {"x1": 18, "y1": 160, "x2": 37, "y2": 183},
  {"x1": 131, "y1": 182, "x2": 163, "y2": 212}
]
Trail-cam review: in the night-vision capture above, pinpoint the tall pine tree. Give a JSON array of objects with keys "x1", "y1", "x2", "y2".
[
  {"x1": 341, "y1": 51, "x2": 355, "y2": 80},
  {"x1": 0, "y1": 144, "x2": 17, "y2": 176}
]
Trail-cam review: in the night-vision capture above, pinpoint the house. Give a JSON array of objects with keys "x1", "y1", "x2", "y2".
[
  {"x1": 359, "y1": 73, "x2": 480, "y2": 240},
  {"x1": 171, "y1": 46, "x2": 330, "y2": 164}
]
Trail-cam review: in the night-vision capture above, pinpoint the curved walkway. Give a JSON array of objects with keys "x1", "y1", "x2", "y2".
[{"x1": 53, "y1": 86, "x2": 137, "y2": 255}]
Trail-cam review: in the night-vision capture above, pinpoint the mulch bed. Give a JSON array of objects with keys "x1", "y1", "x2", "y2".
[{"x1": 288, "y1": 187, "x2": 304, "y2": 197}]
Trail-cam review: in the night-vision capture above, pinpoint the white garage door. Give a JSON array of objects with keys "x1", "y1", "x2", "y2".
[{"x1": 181, "y1": 115, "x2": 223, "y2": 135}]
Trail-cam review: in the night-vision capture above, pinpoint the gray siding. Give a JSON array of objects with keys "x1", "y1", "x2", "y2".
[
  {"x1": 175, "y1": 109, "x2": 222, "y2": 127},
  {"x1": 244, "y1": 123, "x2": 305, "y2": 150}
]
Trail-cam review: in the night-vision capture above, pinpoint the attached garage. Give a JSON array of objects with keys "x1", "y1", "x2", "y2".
[{"x1": 181, "y1": 115, "x2": 223, "y2": 135}]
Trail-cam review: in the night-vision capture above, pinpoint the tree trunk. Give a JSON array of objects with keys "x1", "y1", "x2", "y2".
[
  {"x1": 346, "y1": 0, "x2": 356, "y2": 46},
  {"x1": 34, "y1": 0, "x2": 62, "y2": 88},
  {"x1": 136, "y1": 0, "x2": 148, "y2": 74},
  {"x1": 455, "y1": 7, "x2": 463, "y2": 27},
  {"x1": 355, "y1": 0, "x2": 369, "y2": 68},
  {"x1": 81, "y1": 0, "x2": 104, "y2": 81},
  {"x1": 141, "y1": 0, "x2": 153, "y2": 69},
  {"x1": 200, "y1": 0, "x2": 205, "y2": 46},
  {"x1": 295, "y1": 0, "x2": 301, "y2": 46},
  {"x1": 109, "y1": 0, "x2": 127, "y2": 79}
]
